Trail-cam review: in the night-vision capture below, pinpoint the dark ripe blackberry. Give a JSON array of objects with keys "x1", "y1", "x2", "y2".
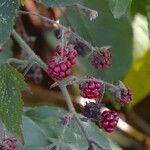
[{"x1": 83, "y1": 102, "x2": 100, "y2": 119}]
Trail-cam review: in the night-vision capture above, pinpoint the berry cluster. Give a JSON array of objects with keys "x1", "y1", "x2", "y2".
[
  {"x1": 80, "y1": 79, "x2": 131, "y2": 132},
  {"x1": 82, "y1": 102, "x2": 119, "y2": 132},
  {"x1": 0, "y1": 138, "x2": 16, "y2": 150},
  {"x1": 47, "y1": 43, "x2": 132, "y2": 133},
  {"x1": 47, "y1": 44, "x2": 77, "y2": 80}
]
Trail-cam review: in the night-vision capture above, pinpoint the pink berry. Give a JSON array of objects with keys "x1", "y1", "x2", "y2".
[
  {"x1": 91, "y1": 49, "x2": 112, "y2": 69},
  {"x1": 100, "y1": 110, "x2": 119, "y2": 132},
  {"x1": 79, "y1": 79, "x2": 103, "y2": 99},
  {"x1": 54, "y1": 44, "x2": 78, "y2": 65},
  {"x1": 47, "y1": 56, "x2": 71, "y2": 80}
]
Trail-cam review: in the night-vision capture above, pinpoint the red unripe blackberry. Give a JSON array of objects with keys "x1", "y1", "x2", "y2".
[
  {"x1": 54, "y1": 44, "x2": 78, "y2": 65},
  {"x1": 2, "y1": 138, "x2": 16, "y2": 150},
  {"x1": 79, "y1": 79, "x2": 103, "y2": 99},
  {"x1": 91, "y1": 49, "x2": 112, "y2": 69},
  {"x1": 47, "y1": 56, "x2": 71, "y2": 80},
  {"x1": 83, "y1": 102, "x2": 100, "y2": 119},
  {"x1": 100, "y1": 110, "x2": 119, "y2": 133},
  {"x1": 117, "y1": 87, "x2": 132, "y2": 105}
]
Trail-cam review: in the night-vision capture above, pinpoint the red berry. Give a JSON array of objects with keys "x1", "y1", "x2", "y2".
[
  {"x1": 117, "y1": 87, "x2": 132, "y2": 105},
  {"x1": 100, "y1": 110, "x2": 119, "y2": 132},
  {"x1": 2, "y1": 138, "x2": 16, "y2": 150},
  {"x1": 47, "y1": 56, "x2": 71, "y2": 80},
  {"x1": 54, "y1": 44, "x2": 78, "y2": 65},
  {"x1": 79, "y1": 79, "x2": 103, "y2": 99},
  {"x1": 91, "y1": 49, "x2": 112, "y2": 69},
  {"x1": 83, "y1": 102, "x2": 100, "y2": 119}
]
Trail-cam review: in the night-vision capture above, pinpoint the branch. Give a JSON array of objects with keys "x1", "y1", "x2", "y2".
[
  {"x1": 56, "y1": 113, "x2": 73, "y2": 150},
  {"x1": 12, "y1": 30, "x2": 105, "y2": 149},
  {"x1": 18, "y1": 10, "x2": 96, "y2": 52},
  {"x1": 59, "y1": 85, "x2": 105, "y2": 150}
]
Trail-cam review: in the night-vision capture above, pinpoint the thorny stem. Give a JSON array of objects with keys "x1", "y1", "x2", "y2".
[
  {"x1": 18, "y1": 10, "x2": 96, "y2": 52},
  {"x1": 96, "y1": 84, "x2": 106, "y2": 105},
  {"x1": 56, "y1": 113, "x2": 73, "y2": 150},
  {"x1": 60, "y1": 86, "x2": 105, "y2": 150},
  {"x1": 70, "y1": 3, "x2": 98, "y2": 21},
  {"x1": 12, "y1": 30, "x2": 104, "y2": 149}
]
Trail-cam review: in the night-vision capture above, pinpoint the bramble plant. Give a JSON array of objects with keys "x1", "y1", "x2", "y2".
[{"x1": 0, "y1": 0, "x2": 133, "y2": 150}]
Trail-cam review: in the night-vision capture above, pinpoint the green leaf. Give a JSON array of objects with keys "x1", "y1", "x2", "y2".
[
  {"x1": 61, "y1": 0, "x2": 133, "y2": 81},
  {"x1": 38, "y1": 0, "x2": 83, "y2": 7},
  {"x1": 17, "y1": 116, "x2": 51, "y2": 150},
  {"x1": 0, "y1": 39, "x2": 13, "y2": 66},
  {"x1": 109, "y1": 0, "x2": 132, "y2": 18},
  {"x1": 124, "y1": 51, "x2": 150, "y2": 109},
  {"x1": 23, "y1": 106, "x2": 121, "y2": 150},
  {"x1": 0, "y1": 0, "x2": 19, "y2": 45},
  {"x1": 0, "y1": 64, "x2": 26, "y2": 139}
]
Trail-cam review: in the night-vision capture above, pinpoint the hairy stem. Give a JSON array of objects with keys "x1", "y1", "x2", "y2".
[
  {"x1": 18, "y1": 10, "x2": 95, "y2": 51},
  {"x1": 59, "y1": 85, "x2": 90, "y2": 142},
  {"x1": 56, "y1": 113, "x2": 73, "y2": 150},
  {"x1": 12, "y1": 29, "x2": 104, "y2": 150},
  {"x1": 59, "y1": 86, "x2": 104, "y2": 149}
]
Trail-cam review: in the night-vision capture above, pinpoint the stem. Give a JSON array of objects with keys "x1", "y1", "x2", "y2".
[
  {"x1": 12, "y1": 30, "x2": 47, "y2": 72},
  {"x1": 12, "y1": 29, "x2": 105, "y2": 150},
  {"x1": 96, "y1": 84, "x2": 105, "y2": 105},
  {"x1": 59, "y1": 85, "x2": 90, "y2": 141},
  {"x1": 47, "y1": 142, "x2": 57, "y2": 150},
  {"x1": 70, "y1": 3, "x2": 98, "y2": 21},
  {"x1": 59, "y1": 85, "x2": 104, "y2": 149},
  {"x1": 56, "y1": 113, "x2": 72, "y2": 150},
  {"x1": 18, "y1": 10, "x2": 95, "y2": 52}
]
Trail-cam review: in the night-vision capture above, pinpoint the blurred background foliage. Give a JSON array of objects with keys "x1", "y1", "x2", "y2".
[{"x1": 1, "y1": 0, "x2": 150, "y2": 149}]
